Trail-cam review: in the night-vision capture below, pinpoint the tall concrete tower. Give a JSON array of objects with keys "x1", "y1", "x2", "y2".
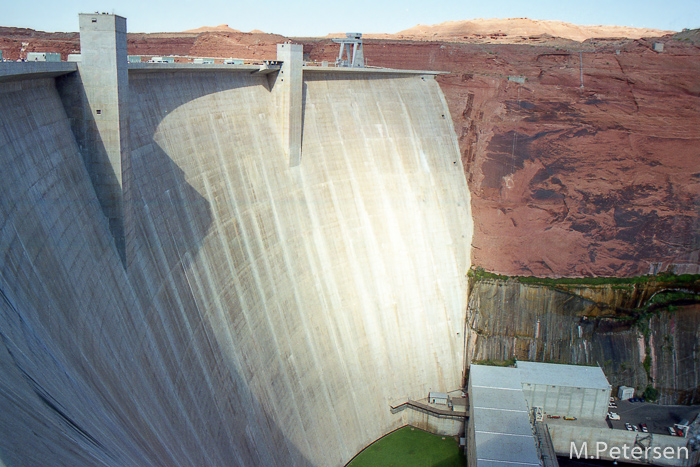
[
  {"x1": 77, "y1": 13, "x2": 129, "y2": 262},
  {"x1": 275, "y1": 43, "x2": 303, "y2": 167}
]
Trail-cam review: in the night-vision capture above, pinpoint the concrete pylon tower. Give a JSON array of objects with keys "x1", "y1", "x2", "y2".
[
  {"x1": 275, "y1": 43, "x2": 303, "y2": 167},
  {"x1": 77, "y1": 13, "x2": 129, "y2": 263}
]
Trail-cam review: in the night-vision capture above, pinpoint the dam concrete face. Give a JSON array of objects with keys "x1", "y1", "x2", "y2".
[{"x1": 0, "y1": 15, "x2": 472, "y2": 467}]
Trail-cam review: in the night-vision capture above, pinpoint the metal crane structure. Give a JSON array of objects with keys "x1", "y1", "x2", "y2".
[{"x1": 332, "y1": 32, "x2": 364, "y2": 67}]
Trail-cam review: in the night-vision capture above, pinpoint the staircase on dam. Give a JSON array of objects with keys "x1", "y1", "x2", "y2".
[
  {"x1": 0, "y1": 12, "x2": 472, "y2": 467},
  {"x1": 389, "y1": 390, "x2": 468, "y2": 435}
]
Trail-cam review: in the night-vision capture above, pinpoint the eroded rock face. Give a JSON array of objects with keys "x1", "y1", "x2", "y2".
[
  {"x1": 349, "y1": 38, "x2": 700, "y2": 278},
  {"x1": 467, "y1": 280, "x2": 700, "y2": 404},
  {"x1": 438, "y1": 40, "x2": 700, "y2": 278}
]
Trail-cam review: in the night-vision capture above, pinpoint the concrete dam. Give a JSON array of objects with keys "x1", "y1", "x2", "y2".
[{"x1": 0, "y1": 14, "x2": 472, "y2": 467}]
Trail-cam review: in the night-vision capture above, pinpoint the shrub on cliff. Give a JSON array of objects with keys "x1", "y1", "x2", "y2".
[{"x1": 642, "y1": 385, "x2": 659, "y2": 402}]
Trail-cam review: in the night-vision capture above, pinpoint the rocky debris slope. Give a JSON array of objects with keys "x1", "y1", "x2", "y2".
[
  {"x1": 187, "y1": 31, "x2": 285, "y2": 59},
  {"x1": 672, "y1": 27, "x2": 700, "y2": 46},
  {"x1": 0, "y1": 27, "x2": 79, "y2": 60}
]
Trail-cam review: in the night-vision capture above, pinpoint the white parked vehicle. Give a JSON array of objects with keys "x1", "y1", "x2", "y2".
[{"x1": 608, "y1": 412, "x2": 620, "y2": 420}]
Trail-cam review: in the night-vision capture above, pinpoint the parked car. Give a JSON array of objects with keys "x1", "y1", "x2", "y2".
[
  {"x1": 564, "y1": 416, "x2": 577, "y2": 421},
  {"x1": 547, "y1": 415, "x2": 560, "y2": 419},
  {"x1": 608, "y1": 412, "x2": 620, "y2": 420},
  {"x1": 625, "y1": 423, "x2": 633, "y2": 431},
  {"x1": 633, "y1": 425, "x2": 640, "y2": 431},
  {"x1": 668, "y1": 427, "x2": 677, "y2": 436},
  {"x1": 640, "y1": 424, "x2": 648, "y2": 433},
  {"x1": 609, "y1": 403, "x2": 617, "y2": 409}
]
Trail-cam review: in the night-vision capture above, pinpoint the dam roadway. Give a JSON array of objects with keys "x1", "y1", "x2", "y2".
[{"x1": 0, "y1": 14, "x2": 472, "y2": 467}]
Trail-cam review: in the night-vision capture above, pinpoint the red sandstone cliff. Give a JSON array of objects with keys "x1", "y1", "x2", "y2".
[
  {"x1": 1, "y1": 21, "x2": 697, "y2": 278},
  {"x1": 355, "y1": 38, "x2": 700, "y2": 278}
]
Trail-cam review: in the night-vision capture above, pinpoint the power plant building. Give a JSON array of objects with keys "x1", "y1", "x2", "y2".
[
  {"x1": 467, "y1": 361, "x2": 612, "y2": 467},
  {"x1": 518, "y1": 361, "x2": 611, "y2": 420}
]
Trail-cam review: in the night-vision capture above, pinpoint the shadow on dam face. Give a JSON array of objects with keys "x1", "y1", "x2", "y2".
[
  {"x1": 0, "y1": 63, "x2": 472, "y2": 466},
  {"x1": 0, "y1": 75, "x2": 313, "y2": 466},
  {"x1": 126, "y1": 71, "x2": 315, "y2": 465}
]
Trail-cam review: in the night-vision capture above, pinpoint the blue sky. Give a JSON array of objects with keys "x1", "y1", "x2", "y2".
[{"x1": 4, "y1": 0, "x2": 699, "y2": 36}]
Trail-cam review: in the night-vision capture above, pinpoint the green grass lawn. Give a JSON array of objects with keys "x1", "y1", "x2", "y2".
[{"x1": 346, "y1": 426, "x2": 466, "y2": 467}]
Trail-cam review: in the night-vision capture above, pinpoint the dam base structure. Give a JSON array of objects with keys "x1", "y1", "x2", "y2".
[{"x1": 0, "y1": 13, "x2": 472, "y2": 466}]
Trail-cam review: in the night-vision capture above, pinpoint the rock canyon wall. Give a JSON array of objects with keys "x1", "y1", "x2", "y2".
[
  {"x1": 466, "y1": 278, "x2": 700, "y2": 404},
  {"x1": 340, "y1": 38, "x2": 700, "y2": 278}
]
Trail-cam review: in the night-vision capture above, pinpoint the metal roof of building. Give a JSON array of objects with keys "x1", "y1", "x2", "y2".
[
  {"x1": 516, "y1": 361, "x2": 611, "y2": 390},
  {"x1": 474, "y1": 431, "x2": 542, "y2": 466},
  {"x1": 470, "y1": 365, "x2": 523, "y2": 390},
  {"x1": 470, "y1": 364, "x2": 542, "y2": 467},
  {"x1": 471, "y1": 392, "x2": 533, "y2": 436},
  {"x1": 471, "y1": 385, "x2": 528, "y2": 413},
  {"x1": 469, "y1": 361, "x2": 611, "y2": 467}
]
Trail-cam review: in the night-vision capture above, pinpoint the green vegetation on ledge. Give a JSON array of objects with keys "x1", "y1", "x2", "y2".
[
  {"x1": 467, "y1": 266, "x2": 700, "y2": 289},
  {"x1": 468, "y1": 266, "x2": 700, "y2": 326},
  {"x1": 643, "y1": 354, "x2": 652, "y2": 379},
  {"x1": 471, "y1": 358, "x2": 516, "y2": 367}
]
